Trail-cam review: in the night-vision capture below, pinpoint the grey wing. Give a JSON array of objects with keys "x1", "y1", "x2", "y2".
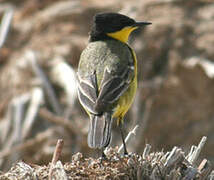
[
  {"x1": 77, "y1": 71, "x2": 99, "y2": 115},
  {"x1": 77, "y1": 65, "x2": 134, "y2": 115},
  {"x1": 94, "y1": 66, "x2": 134, "y2": 113}
]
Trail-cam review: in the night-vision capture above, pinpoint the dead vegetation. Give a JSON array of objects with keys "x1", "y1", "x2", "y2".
[{"x1": 0, "y1": 137, "x2": 213, "y2": 179}]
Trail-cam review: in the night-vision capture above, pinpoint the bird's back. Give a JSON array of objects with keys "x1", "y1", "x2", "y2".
[{"x1": 78, "y1": 40, "x2": 133, "y2": 87}]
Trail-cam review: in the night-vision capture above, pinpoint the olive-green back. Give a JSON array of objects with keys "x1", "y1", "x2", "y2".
[{"x1": 78, "y1": 40, "x2": 133, "y2": 87}]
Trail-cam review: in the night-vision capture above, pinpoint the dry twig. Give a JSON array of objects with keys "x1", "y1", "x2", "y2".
[
  {"x1": 0, "y1": 4, "x2": 14, "y2": 48},
  {"x1": 187, "y1": 136, "x2": 207, "y2": 164},
  {"x1": 22, "y1": 87, "x2": 44, "y2": 139},
  {"x1": 118, "y1": 125, "x2": 139, "y2": 154},
  {"x1": 49, "y1": 139, "x2": 64, "y2": 180},
  {"x1": 25, "y1": 50, "x2": 62, "y2": 115}
]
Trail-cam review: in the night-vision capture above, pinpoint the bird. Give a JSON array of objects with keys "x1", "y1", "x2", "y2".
[{"x1": 77, "y1": 12, "x2": 151, "y2": 157}]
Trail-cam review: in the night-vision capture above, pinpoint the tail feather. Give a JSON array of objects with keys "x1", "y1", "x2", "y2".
[{"x1": 88, "y1": 112, "x2": 112, "y2": 149}]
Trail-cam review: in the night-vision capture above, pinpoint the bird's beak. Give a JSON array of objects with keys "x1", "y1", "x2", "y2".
[{"x1": 133, "y1": 21, "x2": 152, "y2": 27}]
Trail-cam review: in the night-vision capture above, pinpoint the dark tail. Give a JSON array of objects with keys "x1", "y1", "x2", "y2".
[{"x1": 88, "y1": 112, "x2": 113, "y2": 149}]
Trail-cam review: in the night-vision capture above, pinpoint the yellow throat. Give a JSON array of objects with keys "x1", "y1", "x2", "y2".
[{"x1": 107, "y1": 26, "x2": 137, "y2": 43}]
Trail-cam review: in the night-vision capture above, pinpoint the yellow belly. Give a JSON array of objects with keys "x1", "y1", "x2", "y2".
[{"x1": 113, "y1": 76, "x2": 137, "y2": 124}]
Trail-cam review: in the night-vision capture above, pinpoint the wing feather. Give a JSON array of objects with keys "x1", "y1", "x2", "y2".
[
  {"x1": 95, "y1": 66, "x2": 134, "y2": 112},
  {"x1": 77, "y1": 72, "x2": 99, "y2": 114},
  {"x1": 77, "y1": 63, "x2": 135, "y2": 115}
]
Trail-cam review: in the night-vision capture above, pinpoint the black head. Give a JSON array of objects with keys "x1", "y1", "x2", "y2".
[
  {"x1": 89, "y1": 12, "x2": 151, "y2": 42},
  {"x1": 94, "y1": 13, "x2": 135, "y2": 33}
]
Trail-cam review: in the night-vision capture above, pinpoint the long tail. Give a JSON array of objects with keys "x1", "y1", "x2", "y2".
[{"x1": 88, "y1": 112, "x2": 113, "y2": 149}]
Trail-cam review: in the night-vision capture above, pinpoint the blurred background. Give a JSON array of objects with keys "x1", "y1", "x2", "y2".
[{"x1": 0, "y1": 0, "x2": 213, "y2": 171}]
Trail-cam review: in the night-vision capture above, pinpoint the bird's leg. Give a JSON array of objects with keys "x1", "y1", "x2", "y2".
[
  {"x1": 101, "y1": 148, "x2": 107, "y2": 159},
  {"x1": 119, "y1": 120, "x2": 128, "y2": 155},
  {"x1": 98, "y1": 148, "x2": 107, "y2": 165}
]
